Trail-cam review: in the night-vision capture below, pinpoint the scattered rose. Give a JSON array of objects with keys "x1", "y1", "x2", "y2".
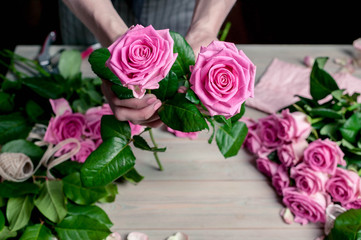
[
  {"x1": 258, "y1": 114, "x2": 283, "y2": 148},
  {"x1": 280, "y1": 207, "x2": 294, "y2": 224},
  {"x1": 303, "y1": 138, "x2": 346, "y2": 175},
  {"x1": 277, "y1": 140, "x2": 308, "y2": 167},
  {"x1": 129, "y1": 121, "x2": 145, "y2": 136},
  {"x1": 272, "y1": 165, "x2": 290, "y2": 196},
  {"x1": 277, "y1": 109, "x2": 311, "y2": 142},
  {"x1": 343, "y1": 198, "x2": 361, "y2": 210},
  {"x1": 166, "y1": 127, "x2": 199, "y2": 140},
  {"x1": 256, "y1": 157, "x2": 279, "y2": 178},
  {"x1": 189, "y1": 40, "x2": 256, "y2": 118},
  {"x1": 85, "y1": 103, "x2": 113, "y2": 140},
  {"x1": 106, "y1": 24, "x2": 177, "y2": 98}
]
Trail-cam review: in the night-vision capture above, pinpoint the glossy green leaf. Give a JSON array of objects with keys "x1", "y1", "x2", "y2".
[
  {"x1": 152, "y1": 71, "x2": 178, "y2": 101},
  {"x1": 169, "y1": 31, "x2": 195, "y2": 79},
  {"x1": 123, "y1": 168, "x2": 144, "y2": 184},
  {"x1": 34, "y1": 180, "x2": 67, "y2": 223},
  {"x1": 55, "y1": 215, "x2": 111, "y2": 240},
  {"x1": 67, "y1": 203, "x2": 113, "y2": 228},
  {"x1": 0, "y1": 181, "x2": 40, "y2": 198},
  {"x1": 88, "y1": 48, "x2": 119, "y2": 84},
  {"x1": 100, "y1": 115, "x2": 131, "y2": 141},
  {"x1": 310, "y1": 57, "x2": 339, "y2": 100},
  {"x1": 320, "y1": 122, "x2": 342, "y2": 140},
  {"x1": 214, "y1": 115, "x2": 232, "y2": 128},
  {"x1": 340, "y1": 112, "x2": 361, "y2": 143},
  {"x1": 0, "y1": 211, "x2": 4, "y2": 231},
  {"x1": 326, "y1": 208, "x2": 361, "y2": 240},
  {"x1": 22, "y1": 75, "x2": 64, "y2": 99},
  {"x1": 309, "y1": 108, "x2": 343, "y2": 119},
  {"x1": 0, "y1": 92, "x2": 14, "y2": 113},
  {"x1": 133, "y1": 135, "x2": 166, "y2": 152},
  {"x1": 63, "y1": 172, "x2": 107, "y2": 205},
  {"x1": 6, "y1": 195, "x2": 34, "y2": 231},
  {"x1": 0, "y1": 112, "x2": 32, "y2": 145},
  {"x1": 0, "y1": 226, "x2": 17, "y2": 240},
  {"x1": 185, "y1": 88, "x2": 200, "y2": 104},
  {"x1": 230, "y1": 103, "x2": 246, "y2": 123},
  {"x1": 81, "y1": 137, "x2": 135, "y2": 187},
  {"x1": 216, "y1": 121, "x2": 248, "y2": 158},
  {"x1": 1, "y1": 139, "x2": 44, "y2": 163},
  {"x1": 158, "y1": 93, "x2": 208, "y2": 132},
  {"x1": 111, "y1": 84, "x2": 134, "y2": 99},
  {"x1": 0, "y1": 197, "x2": 5, "y2": 207},
  {"x1": 25, "y1": 100, "x2": 44, "y2": 123},
  {"x1": 19, "y1": 224, "x2": 53, "y2": 240},
  {"x1": 98, "y1": 183, "x2": 118, "y2": 203},
  {"x1": 51, "y1": 160, "x2": 82, "y2": 177},
  {"x1": 58, "y1": 50, "x2": 82, "y2": 80}
]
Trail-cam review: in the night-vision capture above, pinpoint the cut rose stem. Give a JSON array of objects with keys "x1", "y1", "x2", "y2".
[{"x1": 149, "y1": 128, "x2": 163, "y2": 171}]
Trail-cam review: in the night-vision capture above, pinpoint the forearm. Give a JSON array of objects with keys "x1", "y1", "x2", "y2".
[{"x1": 62, "y1": 0, "x2": 128, "y2": 46}]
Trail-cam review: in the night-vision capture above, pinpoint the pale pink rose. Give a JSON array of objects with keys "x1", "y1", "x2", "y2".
[
  {"x1": 272, "y1": 165, "x2": 290, "y2": 196},
  {"x1": 277, "y1": 109, "x2": 311, "y2": 142},
  {"x1": 326, "y1": 168, "x2": 361, "y2": 204},
  {"x1": 129, "y1": 121, "x2": 145, "y2": 136},
  {"x1": 256, "y1": 157, "x2": 279, "y2": 178},
  {"x1": 244, "y1": 129, "x2": 262, "y2": 155},
  {"x1": 343, "y1": 198, "x2": 361, "y2": 210},
  {"x1": 189, "y1": 40, "x2": 256, "y2": 118},
  {"x1": 50, "y1": 98, "x2": 72, "y2": 116},
  {"x1": 290, "y1": 163, "x2": 329, "y2": 195},
  {"x1": 303, "y1": 56, "x2": 315, "y2": 68},
  {"x1": 127, "y1": 232, "x2": 148, "y2": 240},
  {"x1": 55, "y1": 139, "x2": 96, "y2": 163},
  {"x1": 166, "y1": 232, "x2": 189, "y2": 240},
  {"x1": 106, "y1": 232, "x2": 122, "y2": 240},
  {"x1": 353, "y1": 38, "x2": 361, "y2": 51},
  {"x1": 166, "y1": 127, "x2": 199, "y2": 140},
  {"x1": 277, "y1": 140, "x2": 308, "y2": 167},
  {"x1": 85, "y1": 104, "x2": 113, "y2": 140},
  {"x1": 258, "y1": 114, "x2": 283, "y2": 149},
  {"x1": 280, "y1": 208, "x2": 294, "y2": 224},
  {"x1": 282, "y1": 187, "x2": 330, "y2": 225},
  {"x1": 303, "y1": 139, "x2": 346, "y2": 175},
  {"x1": 106, "y1": 24, "x2": 177, "y2": 98}
]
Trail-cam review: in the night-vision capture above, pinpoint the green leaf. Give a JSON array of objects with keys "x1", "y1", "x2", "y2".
[
  {"x1": 133, "y1": 135, "x2": 166, "y2": 152},
  {"x1": 214, "y1": 115, "x2": 232, "y2": 128},
  {"x1": 158, "y1": 93, "x2": 208, "y2": 132},
  {"x1": 309, "y1": 108, "x2": 343, "y2": 119},
  {"x1": 326, "y1": 208, "x2": 361, "y2": 240},
  {"x1": 88, "y1": 48, "x2": 119, "y2": 84},
  {"x1": 6, "y1": 195, "x2": 34, "y2": 231},
  {"x1": 0, "y1": 197, "x2": 5, "y2": 207},
  {"x1": 19, "y1": 224, "x2": 53, "y2": 240},
  {"x1": 340, "y1": 112, "x2": 361, "y2": 143},
  {"x1": 86, "y1": 89, "x2": 103, "y2": 105},
  {"x1": 55, "y1": 215, "x2": 111, "y2": 240},
  {"x1": 208, "y1": 120, "x2": 216, "y2": 144},
  {"x1": 111, "y1": 84, "x2": 134, "y2": 99},
  {"x1": 25, "y1": 100, "x2": 44, "y2": 123},
  {"x1": 34, "y1": 180, "x2": 67, "y2": 223},
  {"x1": 98, "y1": 183, "x2": 118, "y2": 203},
  {"x1": 230, "y1": 103, "x2": 246, "y2": 123},
  {"x1": 51, "y1": 160, "x2": 82, "y2": 177},
  {"x1": 216, "y1": 121, "x2": 248, "y2": 158},
  {"x1": 0, "y1": 92, "x2": 14, "y2": 113},
  {"x1": 169, "y1": 31, "x2": 195, "y2": 79},
  {"x1": 1, "y1": 139, "x2": 44, "y2": 163},
  {"x1": 310, "y1": 57, "x2": 339, "y2": 100},
  {"x1": 185, "y1": 88, "x2": 200, "y2": 104},
  {"x1": 123, "y1": 168, "x2": 144, "y2": 184},
  {"x1": 0, "y1": 112, "x2": 32, "y2": 145},
  {"x1": 22, "y1": 75, "x2": 64, "y2": 99},
  {"x1": 320, "y1": 122, "x2": 342, "y2": 140},
  {"x1": 0, "y1": 181, "x2": 40, "y2": 198},
  {"x1": 152, "y1": 71, "x2": 178, "y2": 101},
  {"x1": 58, "y1": 50, "x2": 82, "y2": 80},
  {"x1": 80, "y1": 137, "x2": 135, "y2": 187},
  {"x1": 0, "y1": 226, "x2": 17, "y2": 240},
  {"x1": 63, "y1": 172, "x2": 108, "y2": 205},
  {"x1": 0, "y1": 211, "x2": 4, "y2": 231},
  {"x1": 332, "y1": 89, "x2": 345, "y2": 101},
  {"x1": 67, "y1": 203, "x2": 113, "y2": 228},
  {"x1": 100, "y1": 115, "x2": 131, "y2": 141}
]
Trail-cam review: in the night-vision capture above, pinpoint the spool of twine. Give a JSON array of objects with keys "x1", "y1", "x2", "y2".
[{"x1": 324, "y1": 204, "x2": 346, "y2": 235}]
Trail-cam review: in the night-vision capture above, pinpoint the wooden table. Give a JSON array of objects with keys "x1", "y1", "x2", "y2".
[{"x1": 14, "y1": 44, "x2": 361, "y2": 240}]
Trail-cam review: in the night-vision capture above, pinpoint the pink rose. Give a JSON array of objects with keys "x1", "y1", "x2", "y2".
[
  {"x1": 272, "y1": 165, "x2": 290, "y2": 196},
  {"x1": 282, "y1": 187, "x2": 330, "y2": 225},
  {"x1": 277, "y1": 140, "x2": 308, "y2": 167},
  {"x1": 244, "y1": 130, "x2": 262, "y2": 155},
  {"x1": 277, "y1": 109, "x2": 311, "y2": 142},
  {"x1": 106, "y1": 24, "x2": 177, "y2": 98},
  {"x1": 84, "y1": 104, "x2": 113, "y2": 140},
  {"x1": 256, "y1": 157, "x2": 279, "y2": 178},
  {"x1": 55, "y1": 139, "x2": 96, "y2": 163},
  {"x1": 326, "y1": 168, "x2": 361, "y2": 204},
  {"x1": 166, "y1": 127, "x2": 199, "y2": 140},
  {"x1": 189, "y1": 41, "x2": 256, "y2": 118},
  {"x1": 303, "y1": 139, "x2": 346, "y2": 175},
  {"x1": 258, "y1": 114, "x2": 283, "y2": 149},
  {"x1": 290, "y1": 163, "x2": 328, "y2": 195},
  {"x1": 129, "y1": 121, "x2": 145, "y2": 136},
  {"x1": 343, "y1": 198, "x2": 361, "y2": 210},
  {"x1": 50, "y1": 98, "x2": 72, "y2": 116}
]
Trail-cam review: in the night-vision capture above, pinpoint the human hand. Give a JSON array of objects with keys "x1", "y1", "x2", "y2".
[
  {"x1": 185, "y1": 29, "x2": 217, "y2": 58},
  {"x1": 101, "y1": 79, "x2": 163, "y2": 128}
]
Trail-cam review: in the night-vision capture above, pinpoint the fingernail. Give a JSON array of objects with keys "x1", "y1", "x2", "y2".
[
  {"x1": 153, "y1": 101, "x2": 162, "y2": 110},
  {"x1": 147, "y1": 97, "x2": 157, "y2": 104}
]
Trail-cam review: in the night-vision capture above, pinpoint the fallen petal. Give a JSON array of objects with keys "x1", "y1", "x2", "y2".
[
  {"x1": 106, "y1": 232, "x2": 122, "y2": 240},
  {"x1": 127, "y1": 232, "x2": 149, "y2": 240},
  {"x1": 166, "y1": 232, "x2": 189, "y2": 240}
]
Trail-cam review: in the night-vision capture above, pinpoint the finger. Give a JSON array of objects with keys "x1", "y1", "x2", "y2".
[
  {"x1": 142, "y1": 119, "x2": 163, "y2": 128},
  {"x1": 113, "y1": 99, "x2": 162, "y2": 122},
  {"x1": 135, "y1": 112, "x2": 160, "y2": 125}
]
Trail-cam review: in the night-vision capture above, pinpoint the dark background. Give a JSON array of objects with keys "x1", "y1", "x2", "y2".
[{"x1": 0, "y1": 0, "x2": 359, "y2": 75}]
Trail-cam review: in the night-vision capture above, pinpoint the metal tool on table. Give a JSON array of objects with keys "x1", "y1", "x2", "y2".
[{"x1": 36, "y1": 31, "x2": 63, "y2": 74}]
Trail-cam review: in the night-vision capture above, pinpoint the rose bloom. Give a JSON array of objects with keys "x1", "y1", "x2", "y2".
[
  {"x1": 282, "y1": 187, "x2": 330, "y2": 225},
  {"x1": 325, "y1": 168, "x2": 361, "y2": 204},
  {"x1": 44, "y1": 98, "x2": 87, "y2": 144},
  {"x1": 189, "y1": 41, "x2": 256, "y2": 118},
  {"x1": 55, "y1": 139, "x2": 96, "y2": 163},
  {"x1": 277, "y1": 140, "x2": 308, "y2": 167},
  {"x1": 106, "y1": 24, "x2": 177, "y2": 98},
  {"x1": 84, "y1": 104, "x2": 113, "y2": 140},
  {"x1": 277, "y1": 109, "x2": 311, "y2": 142},
  {"x1": 290, "y1": 163, "x2": 328, "y2": 195},
  {"x1": 258, "y1": 114, "x2": 283, "y2": 149},
  {"x1": 272, "y1": 165, "x2": 290, "y2": 196},
  {"x1": 166, "y1": 127, "x2": 199, "y2": 140},
  {"x1": 303, "y1": 138, "x2": 346, "y2": 175},
  {"x1": 256, "y1": 157, "x2": 279, "y2": 178},
  {"x1": 343, "y1": 198, "x2": 361, "y2": 210},
  {"x1": 129, "y1": 121, "x2": 145, "y2": 136}
]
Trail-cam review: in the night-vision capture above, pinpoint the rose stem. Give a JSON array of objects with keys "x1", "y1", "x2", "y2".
[{"x1": 149, "y1": 128, "x2": 163, "y2": 171}]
